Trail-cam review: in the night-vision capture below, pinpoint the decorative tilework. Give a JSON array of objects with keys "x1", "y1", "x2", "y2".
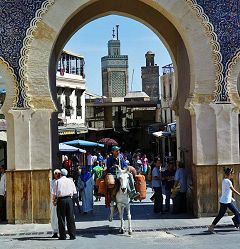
[
  {"x1": 0, "y1": 57, "x2": 18, "y2": 107},
  {"x1": 19, "y1": 0, "x2": 54, "y2": 108},
  {"x1": 111, "y1": 71, "x2": 126, "y2": 97},
  {"x1": 0, "y1": 0, "x2": 46, "y2": 107},
  {"x1": 186, "y1": 0, "x2": 223, "y2": 102},
  {"x1": 195, "y1": 0, "x2": 240, "y2": 101},
  {"x1": 0, "y1": 0, "x2": 240, "y2": 105}
]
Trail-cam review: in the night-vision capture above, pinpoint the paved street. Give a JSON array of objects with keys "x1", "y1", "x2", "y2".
[
  {"x1": 0, "y1": 187, "x2": 239, "y2": 249},
  {"x1": 1, "y1": 225, "x2": 240, "y2": 249}
]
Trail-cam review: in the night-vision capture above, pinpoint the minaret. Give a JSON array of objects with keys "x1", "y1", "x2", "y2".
[
  {"x1": 101, "y1": 25, "x2": 128, "y2": 98},
  {"x1": 141, "y1": 51, "x2": 159, "y2": 99}
]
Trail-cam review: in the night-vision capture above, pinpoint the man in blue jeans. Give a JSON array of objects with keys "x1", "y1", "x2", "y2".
[{"x1": 208, "y1": 167, "x2": 240, "y2": 233}]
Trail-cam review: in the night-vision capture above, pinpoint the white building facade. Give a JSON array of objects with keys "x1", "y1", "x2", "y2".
[
  {"x1": 57, "y1": 50, "x2": 87, "y2": 136},
  {"x1": 160, "y1": 64, "x2": 175, "y2": 124}
]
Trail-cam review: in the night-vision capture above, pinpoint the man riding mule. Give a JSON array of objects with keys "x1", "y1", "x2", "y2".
[
  {"x1": 106, "y1": 146, "x2": 140, "y2": 202},
  {"x1": 108, "y1": 164, "x2": 133, "y2": 235}
]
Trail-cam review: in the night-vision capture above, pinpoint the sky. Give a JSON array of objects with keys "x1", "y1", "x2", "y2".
[{"x1": 64, "y1": 15, "x2": 172, "y2": 95}]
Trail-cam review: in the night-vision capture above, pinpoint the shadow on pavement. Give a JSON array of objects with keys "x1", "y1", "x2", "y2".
[
  {"x1": 14, "y1": 225, "x2": 120, "y2": 240},
  {"x1": 74, "y1": 203, "x2": 193, "y2": 222},
  {"x1": 185, "y1": 227, "x2": 238, "y2": 236},
  {"x1": 15, "y1": 236, "x2": 57, "y2": 241}
]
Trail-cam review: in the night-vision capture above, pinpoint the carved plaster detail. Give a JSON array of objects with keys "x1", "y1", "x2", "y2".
[
  {"x1": 226, "y1": 50, "x2": 240, "y2": 109},
  {"x1": 18, "y1": 0, "x2": 55, "y2": 109},
  {"x1": 185, "y1": 0, "x2": 224, "y2": 102},
  {"x1": 0, "y1": 57, "x2": 18, "y2": 109},
  {"x1": 185, "y1": 94, "x2": 215, "y2": 116}
]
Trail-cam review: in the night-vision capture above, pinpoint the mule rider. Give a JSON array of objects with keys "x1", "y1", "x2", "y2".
[{"x1": 107, "y1": 146, "x2": 140, "y2": 201}]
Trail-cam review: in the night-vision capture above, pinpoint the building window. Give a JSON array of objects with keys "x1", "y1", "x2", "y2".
[
  {"x1": 65, "y1": 95, "x2": 71, "y2": 116},
  {"x1": 163, "y1": 85, "x2": 166, "y2": 99},
  {"x1": 76, "y1": 95, "x2": 82, "y2": 117},
  {"x1": 65, "y1": 95, "x2": 70, "y2": 107},
  {"x1": 76, "y1": 107, "x2": 82, "y2": 117},
  {"x1": 164, "y1": 110, "x2": 167, "y2": 123}
]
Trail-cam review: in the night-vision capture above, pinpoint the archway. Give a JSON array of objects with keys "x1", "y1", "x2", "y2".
[{"x1": 8, "y1": 0, "x2": 225, "y2": 223}]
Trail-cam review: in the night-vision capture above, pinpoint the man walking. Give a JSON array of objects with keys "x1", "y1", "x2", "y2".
[
  {"x1": 0, "y1": 165, "x2": 6, "y2": 222},
  {"x1": 53, "y1": 168, "x2": 77, "y2": 240}
]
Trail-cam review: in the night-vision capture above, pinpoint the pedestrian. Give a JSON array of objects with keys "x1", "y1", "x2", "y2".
[
  {"x1": 208, "y1": 167, "x2": 240, "y2": 233},
  {"x1": 97, "y1": 152, "x2": 104, "y2": 165},
  {"x1": 162, "y1": 162, "x2": 176, "y2": 212},
  {"x1": 53, "y1": 168, "x2": 76, "y2": 240},
  {"x1": 87, "y1": 151, "x2": 93, "y2": 172},
  {"x1": 135, "y1": 159, "x2": 143, "y2": 175},
  {"x1": 0, "y1": 165, "x2": 6, "y2": 222},
  {"x1": 172, "y1": 161, "x2": 187, "y2": 214},
  {"x1": 62, "y1": 156, "x2": 72, "y2": 175},
  {"x1": 141, "y1": 154, "x2": 148, "y2": 176},
  {"x1": 151, "y1": 158, "x2": 163, "y2": 213},
  {"x1": 50, "y1": 169, "x2": 61, "y2": 238},
  {"x1": 78, "y1": 167, "x2": 94, "y2": 213},
  {"x1": 92, "y1": 162, "x2": 104, "y2": 201}
]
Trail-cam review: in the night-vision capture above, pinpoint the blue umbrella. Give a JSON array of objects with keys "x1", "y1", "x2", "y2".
[
  {"x1": 64, "y1": 139, "x2": 104, "y2": 148},
  {"x1": 59, "y1": 143, "x2": 86, "y2": 153}
]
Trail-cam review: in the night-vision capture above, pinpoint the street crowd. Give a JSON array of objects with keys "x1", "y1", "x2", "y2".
[
  {"x1": 0, "y1": 145, "x2": 238, "y2": 238},
  {"x1": 49, "y1": 145, "x2": 188, "y2": 239}
]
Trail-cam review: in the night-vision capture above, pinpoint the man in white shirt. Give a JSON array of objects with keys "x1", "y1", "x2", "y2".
[
  {"x1": 0, "y1": 165, "x2": 6, "y2": 222},
  {"x1": 151, "y1": 158, "x2": 163, "y2": 213},
  {"x1": 53, "y1": 168, "x2": 77, "y2": 240},
  {"x1": 208, "y1": 167, "x2": 240, "y2": 232}
]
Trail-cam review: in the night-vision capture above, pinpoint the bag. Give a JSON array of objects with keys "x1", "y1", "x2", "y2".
[
  {"x1": 171, "y1": 183, "x2": 181, "y2": 198},
  {"x1": 105, "y1": 173, "x2": 115, "y2": 189},
  {"x1": 135, "y1": 175, "x2": 147, "y2": 200},
  {"x1": 98, "y1": 179, "x2": 106, "y2": 196},
  {"x1": 96, "y1": 178, "x2": 102, "y2": 187}
]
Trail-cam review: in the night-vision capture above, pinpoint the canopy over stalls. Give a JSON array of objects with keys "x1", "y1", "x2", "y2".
[
  {"x1": 59, "y1": 143, "x2": 86, "y2": 153},
  {"x1": 64, "y1": 139, "x2": 104, "y2": 148}
]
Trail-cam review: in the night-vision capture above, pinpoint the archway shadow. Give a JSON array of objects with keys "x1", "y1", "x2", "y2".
[{"x1": 74, "y1": 202, "x2": 193, "y2": 222}]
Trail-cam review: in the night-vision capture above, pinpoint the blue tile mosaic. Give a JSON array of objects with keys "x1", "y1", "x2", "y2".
[
  {"x1": 0, "y1": 1, "x2": 239, "y2": 105},
  {"x1": 0, "y1": 0, "x2": 45, "y2": 107},
  {"x1": 195, "y1": 0, "x2": 240, "y2": 101}
]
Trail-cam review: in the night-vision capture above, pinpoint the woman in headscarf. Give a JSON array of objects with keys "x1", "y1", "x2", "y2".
[{"x1": 78, "y1": 167, "x2": 94, "y2": 214}]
